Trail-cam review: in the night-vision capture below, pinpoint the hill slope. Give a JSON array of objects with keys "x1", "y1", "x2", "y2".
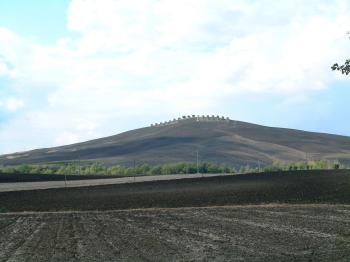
[{"x1": 1, "y1": 117, "x2": 350, "y2": 167}]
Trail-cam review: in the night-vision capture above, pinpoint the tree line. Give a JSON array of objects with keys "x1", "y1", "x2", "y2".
[
  {"x1": 0, "y1": 161, "x2": 235, "y2": 176},
  {"x1": 0, "y1": 159, "x2": 343, "y2": 176}
]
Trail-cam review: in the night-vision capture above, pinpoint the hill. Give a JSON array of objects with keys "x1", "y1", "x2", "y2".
[{"x1": 1, "y1": 116, "x2": 350, "y2": 167}]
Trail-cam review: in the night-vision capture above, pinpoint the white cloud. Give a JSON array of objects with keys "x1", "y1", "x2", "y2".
[
  {"x1": 0, "y1": 98, "x2": 24, "y2": 112},
  {"x1": 54, "y1": 131, "x2": 81, "y2": 146},
  {"x1": 1, "y1": 0, "x2": 350, "y2": 154},
  {"x1": 0, "y1": 62, "x2": 12, "y2": 77},
  {"x1": 6, "y1": 98, "x2": 24, "y2": 111}
]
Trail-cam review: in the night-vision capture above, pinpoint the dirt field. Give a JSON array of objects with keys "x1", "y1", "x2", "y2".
[
  {"x1": 0, "y1": 173, "x2": 222, "y2": 192},
  {"x1": 0, "y1": 205, "x2": 349, "y2": 261},
  {"x1": 1, "y1": 170, "x2": 349, "y2": 261},
  {"x1": 1, "y1": 170, "x2": 350, "y2": 212},
  {"x1": 0, "y1": 173, "x2": 120, "y2": 183}
]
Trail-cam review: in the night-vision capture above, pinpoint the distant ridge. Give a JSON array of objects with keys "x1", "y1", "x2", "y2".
[{"x1": 1, "y1": 117, "x2": 350, "y2": 167}]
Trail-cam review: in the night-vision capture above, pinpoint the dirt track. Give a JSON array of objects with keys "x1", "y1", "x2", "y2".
[{"x1": 0, "y1": 205, "x2": 349, "y2": 261}]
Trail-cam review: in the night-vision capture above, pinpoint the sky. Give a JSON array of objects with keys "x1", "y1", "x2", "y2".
[{"x1": 0, "y1": 0, "x2": 350, "y2": 154}]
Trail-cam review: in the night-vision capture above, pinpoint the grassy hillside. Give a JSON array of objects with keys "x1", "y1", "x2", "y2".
[{"x1": 1, "y1": 117, "x2": 350, "y2": 167}]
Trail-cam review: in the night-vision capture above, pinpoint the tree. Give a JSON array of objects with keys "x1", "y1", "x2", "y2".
[
  {"x1": 89, "y1": 162, "x2": 106, "y2": 175},
  {"x1": 331, "y1": 60, "x2": 350, "y2": 75},
  {"x1": 331, "y1": 32, "x2": 350, "y2": 75}
]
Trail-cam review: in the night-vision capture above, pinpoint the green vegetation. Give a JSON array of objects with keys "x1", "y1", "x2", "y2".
[
  {"x1": 263, "y1": 159, "x2": 342, "y2": 172},
  {"x1": 233, "y1": 160, "x2": 342, "y2": 174},
  {"x1": 0, "y1": 159, "x2": 344, "y2": 177},
  {"x1": 0, "y1": 161, "x2": 235, "y2": 176},
  {"x1": 332, "y1": 60, "x2": 350, "y2": 75}
]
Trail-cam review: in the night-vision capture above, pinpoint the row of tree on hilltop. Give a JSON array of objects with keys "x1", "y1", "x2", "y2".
[{"x1": 151, "y1": 115, "x2": 230, "y2": 126}]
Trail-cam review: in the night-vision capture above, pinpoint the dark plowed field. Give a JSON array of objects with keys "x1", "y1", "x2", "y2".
[
  {"x1": 0, "y1": 205, "x2": 349, "y2": 261},
  {"x1": 0, "y1": 173, "x2": 119, "y2": 183},
  {"x1": 1, "y1": 170, "x2": 349, "y2": 212}
]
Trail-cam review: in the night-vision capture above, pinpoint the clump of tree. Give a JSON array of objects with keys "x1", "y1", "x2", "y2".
[
  {"x1": 0, "y1": 161, "x2": 236, "y2": 176},
  {"x1": 262, "y1": 160, "x2": 342, "y2": 172},
  {"x1": 0, "y1": 159, "x2": 343, "y2": 177}
]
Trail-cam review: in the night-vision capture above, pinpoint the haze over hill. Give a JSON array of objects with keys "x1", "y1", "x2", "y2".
[{"x1": 1, "y1": 116, "x2": 350, "y2": 168}]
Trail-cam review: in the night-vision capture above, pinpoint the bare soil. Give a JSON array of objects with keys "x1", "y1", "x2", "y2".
[
  {"x1": 0, "y1": 173, "x2": 119, "y2": 183},
  {"x1": 0, "y1": 170, "x2": 349, "y2": 212},
  {"x1": 0, "y1": 205, "x2": 349, "y2": 261}
]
